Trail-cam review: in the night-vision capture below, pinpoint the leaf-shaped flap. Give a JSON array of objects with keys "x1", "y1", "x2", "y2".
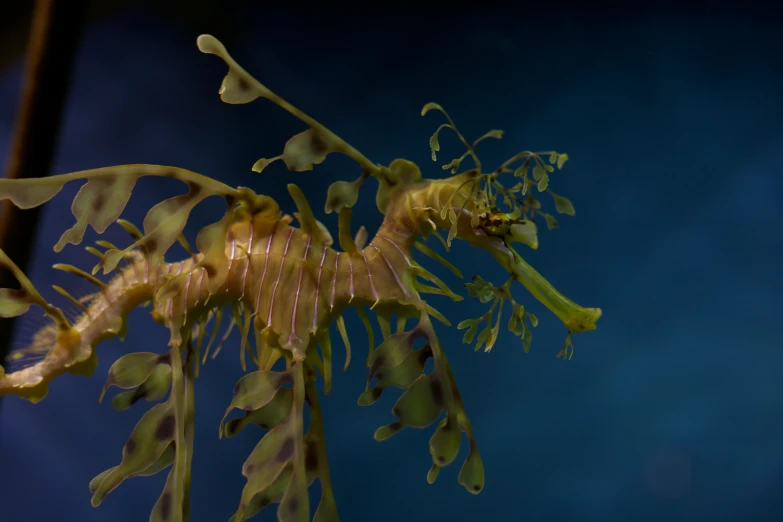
[
  {"x1": 282, "y1": 129, "x2": 335, "y2": 172},
  {"x1": 111, "y1": 364, "x2": 173, "y2": 411},
  {"x1": 196, "y1": 34, "x2": 270, "y2": 105},
  {"x1": 366, "y1": 331, "x2": 414, "y2": 382},
  {"x1": 100, "y1": 352, "x2": 165, "y2": 401},
  {"x1": 96, "y1": 183, "x2": 209, "y2": 275},
  {"x1": 89, "y1": 442, "x2": 175, "y2": 494},
  {"x1": 324, "y1": 180, "x2": 360, "y2": 215},
  {"x1": 0, "y1": 288, "x2": 32, "y2": 318},
  {"x1": 358, "y1": 343, "x2": 431, "y2": 406},
  {"x1": 374, "y1": 373, "x2": 444, "y2": 441},
  {"x1": 220, "y1": 370, "x2": 292, "y2": 436},
  {"x1": 231, "y1": 364, "x2": 309, "y2": 522},
  {"x1": 91, "y1": 401, "x2": 176, "y2": 506},
  {"x1": 54, "y1": 174, "x2": 139, "y2": 252},
  {"x1": 457, "y1": 441, "x2": 485, "y2": 494},
  {"x1": 224, "y1": 388, "x2": 294, "y2": 438},
  {"x1": 0, "y1": 248, "x2": 68, "y2": 327},
  {"x1": 428, "y1": 416, "x2": 461, "y2": 468}
]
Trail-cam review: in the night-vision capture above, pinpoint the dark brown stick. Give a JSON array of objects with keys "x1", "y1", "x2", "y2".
[{"x1": 0, "y1": 0, "x2": 88, "y2": 381}]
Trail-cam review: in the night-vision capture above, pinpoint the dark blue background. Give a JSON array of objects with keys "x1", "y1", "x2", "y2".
[{"x1": 1, "y1": 7, "x2": 781, "y2": 522}]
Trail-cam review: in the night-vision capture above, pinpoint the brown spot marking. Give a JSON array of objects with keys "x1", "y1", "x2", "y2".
[
  {"x1": 369, "y1": 355, "x2": 386, "y2": 377},
  {"x1": 145, "y1": 238, "x2": 158, "y2": 255},
  {"x1": 277, "y1": 373, "x2": 294, "y2": 388},
  {"x1": 244, "y1": 464, "x2": 255, "y2": 475},
  {"x1": 130, "y1": 385, "x2": 146, "y2": 405},
  {"x1": 160, "y1": 491, "x2": 172, "y2": 520},
  {"x1": 276, "y1": 437, "x2": 295, "y2": 462},
  {"x1": 92, "y1": 194, "x2": 105, "y2": 212},
  {"x1": 473, "y1": 484, "x2": 481, "y2": 492},
  {"x1": 155, "y1": 414, "x2": 176, "y2": 440},
  {"x1": 186, "y1": 182, "x2": 202, "y2": 200},
  {"x1": 326, "y1": 196, "x2": 341, "y2": 211},
  {"x1": 287, "y1": 497, "x2": 299, "y2": 514},
  {"x1": 237, "y1": 76, "x2": 250, "y2": 91},
  {"x1": 125, "y1": 438, "x2": 136, "y2": 455},
  {"x1": 430, "y1": 377, "x2": 444, "y2": 407},
  {"x1": 203, "y1": 263, "x2": 217, "y2": 278},
  {"x1": 371, "y1": 387, "x2": 383, "y2": 401},
  {"x1": 418, "y1": 346, "x2": 433, "y2": 364},
  {"x1": 305, "y1": 445, "x2": 319, "y2": 472},
  {"x1": 309, "y1": 132, "x2": 328, "y2": 155}
]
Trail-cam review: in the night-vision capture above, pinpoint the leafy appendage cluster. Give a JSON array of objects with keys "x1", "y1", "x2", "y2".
[
  {"x1": 195, "y1": 34, "x2": 423, "y2": 219},
  {"x1": 358, "y1": 311, "x2": 484, "y2": 492},
  {"x1": 92, "y1": 343, "x2": 196, "y2": 522},
  {"x1": 422, "y1": 102, "x2": 576, "y2": 244},
  {"x1": 457, "y1": 275, "x2": 537, "y2": 353},
  {"x1": 219, "y1": 362, "x2": 338, "y2": 522},
  {"x1": 422, "y1": 103, "x2": 583, "y2": 357}
]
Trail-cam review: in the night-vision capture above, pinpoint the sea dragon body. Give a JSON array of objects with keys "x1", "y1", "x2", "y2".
[{"x1": 0, "y1": 35, "x2": 601, "y2": 522}]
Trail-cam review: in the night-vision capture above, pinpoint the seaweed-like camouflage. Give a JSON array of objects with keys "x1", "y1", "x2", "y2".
[{"x1": 0, "y1": 35, "x2": 601, "y2": 522}]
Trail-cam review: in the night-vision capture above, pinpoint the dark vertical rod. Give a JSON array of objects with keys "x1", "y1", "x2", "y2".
[{"x1": 0, "y1": 0, "x2": 88, "y2": 381}]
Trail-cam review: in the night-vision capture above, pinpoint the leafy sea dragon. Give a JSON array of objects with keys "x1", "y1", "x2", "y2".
[{"x1": 0, "y1": 35, "x2": 602, "y2": 522}]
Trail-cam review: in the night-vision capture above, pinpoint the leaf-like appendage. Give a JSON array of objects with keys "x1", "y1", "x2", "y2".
[
  {"x1": 282, "y1": 129, "x2": 336, "y2": 172},
  {"x1": 360, "y1": 312, "x2": 485, "y2": 494},
  {"x1": 111, "y1": 364, "x2": 172, "y2": 411},
  {"x1": 220, "y1": 370, "x2": 291, "y2": 437},
  {"x1": 549, "y1": 189, "x2": 576, "y2": 216},
  {"x1": 196, "y1": 34, "x2": 271, "y2": 105},
  {"x1": 0, "y1": 288, "x2": 32, "y2": 318},
  {"x1": 91, "y1": 401, "x2": 176, "y2": 506},
  {"x1": 0, "y1": 165, "x2": 239, "y2": 279},
  {"x1": 54, "y1": 174, "x2": 139, "y2": 252},
  {"x1": 324, "y1": 180, "x2": 360, "y2": 215},
  {"x1": 0, "y1": 248, "x2": 68, "y2": 326},
  {"x1": 375, "y1": 159, "x2": 422, "y2": 214},
  {"x1": 100, "y1": 352, "x2": 164, "y2": 401},
  {"x1": 227, "y1": 365, "x2": 310, "y2": 522},
  {"x1": 225, "y1": 388, "x2": 294, "y2": 438},
  {"x1": 358, "y1": 331, "x2": 431, "y2": 407},
  {"x1": 96, "y1": 183, "x2": 209, "y2": 275}
]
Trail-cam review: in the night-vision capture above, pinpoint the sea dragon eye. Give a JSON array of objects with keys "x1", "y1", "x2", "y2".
[{"x1": 479, "y1": 211, "x2": 539, "y2": 250}]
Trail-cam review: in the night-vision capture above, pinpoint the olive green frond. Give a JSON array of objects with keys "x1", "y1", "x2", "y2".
[
  {"x1": 359, "y1": 311, "x2": 484, "y2": 494},
  {"x1": 220, "y1": 361, "x2": 339, "y2": 522},
  {"x1": 92, "y1": 343, "x2": 195, "y2": 522}
]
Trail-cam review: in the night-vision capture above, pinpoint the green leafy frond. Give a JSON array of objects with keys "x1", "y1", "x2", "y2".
[
  {"x1": 220, "y1": 362, "x2": 339, "y2": 522},
  {"x1": 92, "y1": 342, "x2": 196, "y2": 522},
  {"x1": 459, "y1": 275, "x2": 539, "y2": 353},
  {"x1": 359, "y1": 311, "x2": 484, "y2": 494}
]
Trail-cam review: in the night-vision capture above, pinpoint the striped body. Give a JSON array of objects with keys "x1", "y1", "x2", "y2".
[{"x1": 155, "y1": 217, "x2": 418, "y2": 356}]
